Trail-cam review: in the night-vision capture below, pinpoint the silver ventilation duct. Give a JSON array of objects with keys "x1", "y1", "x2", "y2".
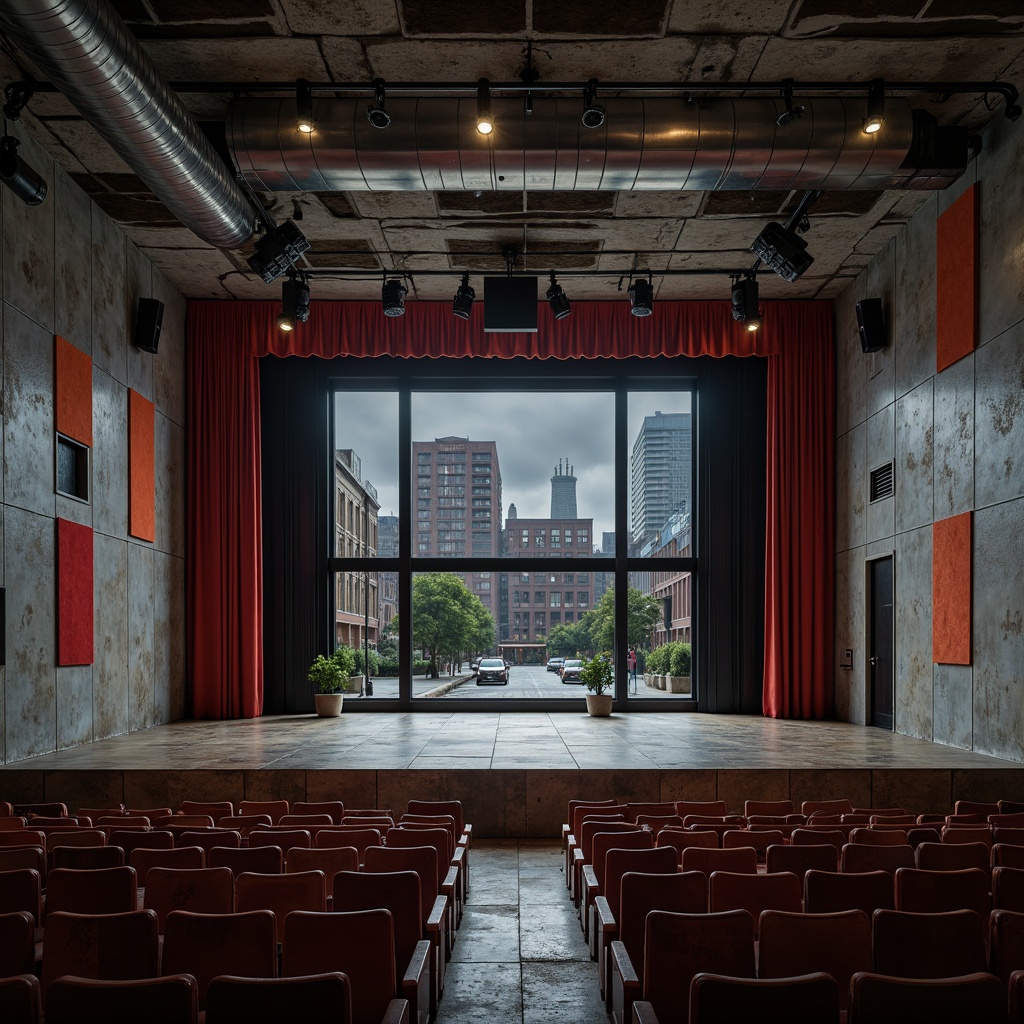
[
  {"x1": 227, "y1": 95, "x2": 952, "y2": 193},
  {"x1": 0, "y1": 0, "x2": 256, "y2": 248}
]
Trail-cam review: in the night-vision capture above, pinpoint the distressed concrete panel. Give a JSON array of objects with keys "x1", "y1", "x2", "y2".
[
  {"x1": 977, "y1": 112, "x2": 1024, "y2": 348},
  {"x1": 5, "y1": 507, "x2": 55, "y2": 761},
  {"x1": 933, "y1": 351, "x2": 975, "y2": 520},
  {"x1": 128, "y1": 543, "x2": 155, "y2": 733},
  {"x1": 972, "y1": 499, "x2": 1024, "y2": 763},
  {"x1": 895, "y1": 379, "x2": 934, "y2": 534},
  {"x1": 151, "y1": 269, "x2": 185, "y2": 428},
  {"x1": 93, "y1": 532, "x2": 128, "y2": 741},
  {"x1": 155, "y1": 414, "x2": 184, "y2": 558},
  {"x1": 894, "y1": 527, "x2": 932, "y2": 742},
  {"x1": 790, "y1": 770, "x2": 872, "y2": 812},
  {"x1": 54, "y1": 493, "x2": 92, "y2": 528},
  {"x1": 718, "y1": 770, "x2": 789, "y2": 813},
  {"x1": 91, "y1": 206, "x2": 127, "y2": 385},
  {"x1": 92, "y1": 369, "x2": 128, "y2": 539},
  {"x1": 865, "y1": 405, "x2": 895, "y2": 544},
  {"x1": 153, "y1": 551, "x2": 185, "y2": 724},
  {"x1": 933, "y1": 664, "x2": 973, "y2": 751},
  {"x1": 834, "y1": 546, "x2": 866, "y2": 726},
  {"x1": 1, "y1": 125, "x2": 54, "y2": 333},
  {"x1": 53, "y1": 167, "x2": 93, "y2": 351},
  {"x1": 56, "y1": 665, "x2": 93, "y2": 750},
  {"x1": 870, "y1": 769, "x2": 951, "y2": 816},
  {"x1": 834, "y1": 279, "x2": 867, "y2": 437},
  {"x1": 975, "y1": 320, "x2": 1024, "y2": 509},
  {"x1": 125, "y1": 242, "x2": 153, "y2": 400},
  {"x1": 4, "y1": 306, "x2": 55, "y2": 518},
  {"x1": 45, "y1": 770, "x2": 123, "y2": 813},
  {"x1": 861, "y1": 241, "x2": 896, "y2": 419},
  {"x1": 122, "y1": 770, "x2": 245, "y2": 810},
  {"x1": 836, "y1": 421, "x2": 866, "y2": 553},
  {"x1": 894, "y1": 194, "x2": 937, "y2": 399}
]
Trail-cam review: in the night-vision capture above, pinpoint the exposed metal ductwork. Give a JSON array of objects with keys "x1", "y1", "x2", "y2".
[
  {"x1": 0, "y1": 0, "x2": 257, "y2": 248},
  {"x1": 227, "y1": 95, "x2": 966, "y2": 193}
]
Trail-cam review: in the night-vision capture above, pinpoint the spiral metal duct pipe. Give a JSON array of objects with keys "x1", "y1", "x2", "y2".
[
  {"x1": 226, "y1": 94, "x2": 945, "y2": 193},
  {"x1": 0, "y1": 0, "x2": 256, "y2": 248}
]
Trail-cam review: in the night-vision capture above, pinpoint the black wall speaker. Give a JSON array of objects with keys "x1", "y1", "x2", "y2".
[
  {"x1": 856, "y1": 297, "x2": 886, "y2": 353},
  {"x1": 134, "y1": 297, "x2": 164, "y2": 354}
]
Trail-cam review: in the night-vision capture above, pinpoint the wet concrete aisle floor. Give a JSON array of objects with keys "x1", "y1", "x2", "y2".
[{"x1": 440, "y1": 840, "x2": 609, "y2": 1024}]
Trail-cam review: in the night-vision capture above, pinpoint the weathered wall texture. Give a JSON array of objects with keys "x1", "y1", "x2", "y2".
[
  {"x1": 2, "y1": 122, "x2": 186, "y2": 764},
  {"x1": 834, "y1": 111, "x2": 1024, "y2": 762}
]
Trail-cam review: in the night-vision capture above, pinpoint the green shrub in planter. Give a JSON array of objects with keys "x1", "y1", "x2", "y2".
[
  {"x1": 580, "y1": 653, "x2": 614, "y2": 696},
  {"x1": 307, "y1": 645, "x2": 355, "y2": 695},
  {"x1": 669, "y1": 642, "x2": 691, "y2": 678},
  {"x1": 354, "y1": 648, "x2": 380, "y2": 676}
]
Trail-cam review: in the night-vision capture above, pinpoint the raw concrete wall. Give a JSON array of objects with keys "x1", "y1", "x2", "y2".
[
  {"x1": 2, "y1": 122, "x2": 186, "y2": 764},
  {"x1": 834, "y1": 111, "x2": 1024, "y2": 762}
]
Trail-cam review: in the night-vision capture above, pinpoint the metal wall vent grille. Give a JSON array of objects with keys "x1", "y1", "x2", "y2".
[{"x1": 870, "y1": 461, "x2": 894, "y2": 502}]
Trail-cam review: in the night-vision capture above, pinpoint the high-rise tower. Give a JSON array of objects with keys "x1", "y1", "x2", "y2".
[
  {"x1": 550, "y1": 458, "x2": 578, "y2": 519},
  {"x1": 631, "y1": 411, "x2": 691, "y2": 550}
]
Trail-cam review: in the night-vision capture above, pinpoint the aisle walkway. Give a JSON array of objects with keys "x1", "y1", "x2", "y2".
[{"x1": 439, "y1": 840, "x2": 609, "y2": 1024}]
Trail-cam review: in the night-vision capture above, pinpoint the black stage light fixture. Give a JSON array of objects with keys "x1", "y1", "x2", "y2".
[
  {"x1": 546, "y1": 271, "x2": 571, "y2": 320},
  {"x1": 382, "y1": 276, "x2": 407, "y2": 317},
  {"x1": 776, "y1": 79, "x2": 805, "y2": 127},
  {"x1": 750, "y1": 221, "x2": 814, "y2": 282},
  {"x1": 476, "y1": 78, "x2": 493, "y2": 135},
  {"x1": 582, "y1": 79, "x2": 605, "y2": 129},
  {"x1": 246, "y1": 220, "x2": 310, "y2": 283},
  {"x1": 0, "y1": 134, "x2": 46, "y2": 206},
  {"x1": 629, "y1": 272, "x2": 654, "y2": 317},
  {"x1": 731, "y1": 275, "x2": 762, "y2": 332},
  {"x1": 367, "y1": 78, "x2": 391, "y2": 129},
  {"x1": 864, "y1": 78, "x2": 886, "y2": 134},
  {"x1": 452, "y1": 272, "x2": 475, "y2": 320},
  {"x1": 295, "y1": 78, "x2": 315, "y2": 134},
  {"x1": 277, "y1": 271, "x2": 310, "y2": 332}
]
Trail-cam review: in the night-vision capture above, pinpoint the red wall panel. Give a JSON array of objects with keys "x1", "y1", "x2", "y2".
[
  {"x1": 933, "y1": 511, "x2": 972, "y2": 665},
  {"x1": 57, "y1": 518, "x2": 94, "y2": 666},
  {"x1": 55, "y1": 335, "x2": 93, "y2": 446},
  {"x1": 936, "y1": 184, "x2": 977, "y2": 373},
  {"x1": 129, "y1": 390, "x2": 156, "y2": 542}
]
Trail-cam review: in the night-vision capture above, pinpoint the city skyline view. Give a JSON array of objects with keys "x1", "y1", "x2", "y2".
[{"x1": 333, "y1": 389, "x2": 691, "y2": 542}]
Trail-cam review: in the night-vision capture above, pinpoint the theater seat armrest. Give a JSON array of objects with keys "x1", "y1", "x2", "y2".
[
  {"x1": 632, "y1": 1001, "x2": 660, "y2": 1024},
  {"x1": 582, "y1": 864, "x2": 599, "y2": 893},
  {"x1": 442, "y1": 865, "x2": 459, "y2": 897},
  {"x1": 427, "y1": 894, "x2": 448, "y2": 931},
  {"x1": 461, "y1": 825, "x2": 472, "y2": 848},
  {"x1": 383, "y1": 998, "x2": 410, "y2": 1024},
  {"x1": 403, "y1": 939, "x2": 431, "y2": 989},
  {"x1": 610, "y1": 941, "x2": 639, "y2": 987},
  {"x1": 594, "y1": 895, "x2": 617, "y2": 933}
]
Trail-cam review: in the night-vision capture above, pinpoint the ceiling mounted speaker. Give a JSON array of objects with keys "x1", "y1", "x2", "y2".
[
  {"x1": 856, "y1": 297, "x2": 886, "y2": 353},
  {"x1": 133, "y1": 298, "x2": 164, "y2": 353}
]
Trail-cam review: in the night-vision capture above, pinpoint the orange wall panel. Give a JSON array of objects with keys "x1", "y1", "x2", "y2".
[
  {"x1": 129, "y1": 390, "x2": 156, "y2": 542},
  {"x1": 936, "y1": 184, "x2": 977, "y2": 373},
  {"x1": 54, "y1": 335, "x2": 93, "y2": 446},
  {"x1": 933, "y1": 511, "x2": 972, "y2": 665}
]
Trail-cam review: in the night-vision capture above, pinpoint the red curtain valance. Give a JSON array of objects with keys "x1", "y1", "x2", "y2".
[{"x1": 187, "y1": 298, "x2": 832, "y2": 720}]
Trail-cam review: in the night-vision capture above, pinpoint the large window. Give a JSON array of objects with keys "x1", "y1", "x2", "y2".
[{"x1": 327, "y1": 366, "x2": 696, "y2": 709}]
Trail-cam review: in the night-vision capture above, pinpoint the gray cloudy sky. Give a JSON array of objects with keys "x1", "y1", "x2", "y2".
[{"x1": 334, "y1": 389, "x2": 691, "y2": 541}]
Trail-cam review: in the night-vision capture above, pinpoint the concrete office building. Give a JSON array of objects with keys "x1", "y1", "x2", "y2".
[{"x1": 630, "y1": 411, "x2": 691, "y2": 552}]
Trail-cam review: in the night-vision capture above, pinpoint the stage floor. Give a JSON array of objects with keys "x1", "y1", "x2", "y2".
[{"x1": 2, "y1": 713, "x2": 1022, "y2": 837}]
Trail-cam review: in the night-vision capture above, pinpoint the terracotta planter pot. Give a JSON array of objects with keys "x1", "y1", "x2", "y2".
[
  {"x1": 314, "y1": 693, "x2": 343, "y2": 717},
  {"x1": 585, "y1": 694, "x2": 613, "y2": 717}
]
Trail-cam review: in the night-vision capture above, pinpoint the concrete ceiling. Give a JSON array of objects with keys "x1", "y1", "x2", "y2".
[{"x1": 5, "y1": 0, "x2": 1024, "y2": 304}]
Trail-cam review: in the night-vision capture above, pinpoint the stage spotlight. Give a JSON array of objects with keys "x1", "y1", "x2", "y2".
[
  {"x1": 452, "y1": 272, "x2": 475, "y2": 320},
  {"x1": 864, "y1": 79, "x2": 885, "y2": 134},
  {"x1": 546, "y1": 271, "x2": 571, "y2": 320},
  {"x1": 731, "y1": 275, "x2": 762, "y2": 332},
  {"x1": 277, "y1": 271, "x2": 310, "y2": 332},
  {"x1": 629, "y1": 273, "x2": 654, "y2": 317},
  {"x1": 0, "y1": 134, "x2": 46, "y2": 206},
  {"x1": 750, "y1": 221, "x2": 814, "y2": 282},
  {"x1": 295, "y1": 78, "x2": 316, "y2": 134},
  {"x1": 246, "y1": 220, "x2": 310, "y2": 283},
  {"x1": 476, "y1": 78, "x2": 493, "y2": 135},
  {"x1": 366, "y1": 78, "x2": 391, "y2": 129},
  {"x1": 382, "y1": 277, "x2": 407, "y2": 317},
  {"x1": 776, "y1": 80, "x2": 805, "y2": 127},
  {"x1": 582, "y1": 79, "x2": 605, "y2": 129}
]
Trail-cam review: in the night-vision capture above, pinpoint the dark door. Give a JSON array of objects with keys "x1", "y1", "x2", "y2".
[{"x1": 869, "y1": 557, "x2": 894, "y2": 730}]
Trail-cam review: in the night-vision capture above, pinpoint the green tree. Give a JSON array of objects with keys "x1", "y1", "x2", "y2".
[
  {"x1": 411, "y1": 572, "x2": 494, "y2": 678},
  {"x1": 590, "y1": 586, "x2": 663, "y2": 653}
]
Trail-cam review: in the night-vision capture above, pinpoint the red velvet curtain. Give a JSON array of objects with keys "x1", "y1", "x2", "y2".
[
  {"x1": 187, "y1": 298, "x2": 832, "y2": 720},
  {"x1": 762, "y1": 303, "x2": 836, "y2": 719}
]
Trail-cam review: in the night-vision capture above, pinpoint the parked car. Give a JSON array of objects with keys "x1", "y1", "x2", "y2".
[
  {"x1": 476, "y1": 657, "x2": 509, "y2": 685},
  {"x1": 546, "y1": 657, "x2": 565, "y2": 673},
  {"x1": 561, "y1": 659, "x2": 584, "y2": 683}
]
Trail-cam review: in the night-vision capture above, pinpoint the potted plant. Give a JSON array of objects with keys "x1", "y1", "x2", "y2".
[
  {"x1": 580, "y1": 652, "x2": 614, "y2": 717},
  {"x1": 668, "y1": 641, "x2": 692, "y2": 695},
  {"x1": 308, "y1": 646, "x2": 355, "y2": 717}
]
